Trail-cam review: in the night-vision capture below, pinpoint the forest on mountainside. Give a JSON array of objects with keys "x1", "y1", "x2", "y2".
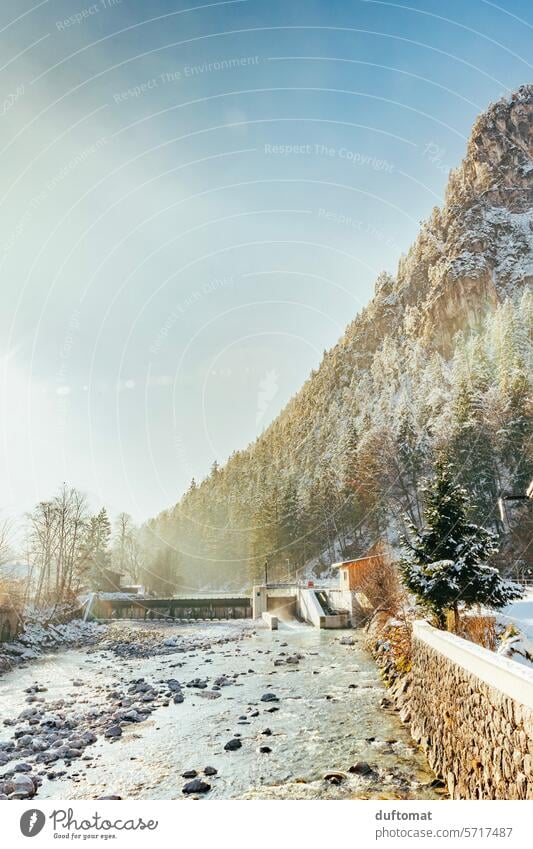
[
  {"x1": 145, "y1": 294, "x2": 531, "y2": 590},
  {"x1": 145, "y1": 87, "x2": 533, "y2": 592}
]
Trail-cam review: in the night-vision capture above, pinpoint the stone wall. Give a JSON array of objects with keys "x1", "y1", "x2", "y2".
[{"x1": 407, "y1": 621, "x2": 533, "y2": 800}]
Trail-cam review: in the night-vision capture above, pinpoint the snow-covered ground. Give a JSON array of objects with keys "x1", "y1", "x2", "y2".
[
  {"x1": 498, "y1": 591, "x2": 533, "y2": 639},
  {"x1": 0, "y1": 620, "x2": 107, "y2": 673},
  {"x1": 496, "y1": 590, "x2": 533, "y2": 667}
]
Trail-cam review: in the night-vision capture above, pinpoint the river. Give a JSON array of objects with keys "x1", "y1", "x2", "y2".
[{"x1": 0, "y1": 621, "x2": 443, "y2": 800}]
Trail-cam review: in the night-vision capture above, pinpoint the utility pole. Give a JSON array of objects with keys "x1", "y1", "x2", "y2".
[
  {"x1": 498, "y1": 486, "x2": 532, "y2": 532},
  {"x1": 264, "y1": 559, "x2": 268, "y2": 588}
]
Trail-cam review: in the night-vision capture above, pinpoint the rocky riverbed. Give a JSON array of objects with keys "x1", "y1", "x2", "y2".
[{"x1": 0, "y1": 620, "x2": 444, "y2": 801}]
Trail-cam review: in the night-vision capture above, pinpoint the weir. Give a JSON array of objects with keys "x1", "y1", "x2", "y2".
[
  {"x1": 252, "y1": 584, "x2": 351, "y2": 628},
  {"x1": 85, "y1": 583, "x2": 354, "y2": 628},
  {"x1": 87, "y1": 594, "x2": 253, "y2": 621}
]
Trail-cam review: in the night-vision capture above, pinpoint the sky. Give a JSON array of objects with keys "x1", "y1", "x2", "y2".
[{"x1": 0, "y1": 0, "x2": 531, "y2": 526}]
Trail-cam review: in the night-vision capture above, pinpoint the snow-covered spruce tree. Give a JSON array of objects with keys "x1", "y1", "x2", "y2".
[{"x1": 399, "y1": 460, "x2": 523, "y2": 631}]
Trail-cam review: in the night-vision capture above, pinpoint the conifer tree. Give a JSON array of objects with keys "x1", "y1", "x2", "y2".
[
  {"x1": 399, "y1": 460, "x2": 523, "y2": 630},
  {"x1": 86, "y1": 507, "x2": 112, "y2": 588}
]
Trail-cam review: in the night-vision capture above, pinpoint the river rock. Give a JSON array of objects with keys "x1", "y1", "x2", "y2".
[
  {"x1": 260, "y1": 693, "x2": 279, "y2": 702},
  {"x1": 31, "y1": 736, "x2": 49, "y2": 752},
  {"x1": 188, "y1": 679, "x2": 207, "y2": 689},
  {"x1": 133, "y1": 681, "x2": 151, "y2": 693},
  {"x1": 104, "y1": 725, "x2": 122, "y2": 739},
  {"x1": 204, "y1": 766, "x2": 217, "y2": 776},
  {"x1": 81, "y1": 731, "x2": 97, "y2": 745},
  {"x1": 348, "y1": 761, "x2": 375, "y2": 776},
  {"x1": 4, "y1": 774, "x2": 36, "y2": 798},
  {"x1": 121, "y1": 709, "x2": 142, "y2": 723},
  {"x1": 182, "y1": 769, "x2": 198, "y2": 778},
  {"x1": 61, "y1": 745, "x2": 81, "y2": 760},
  {"x1": 224, "y1": 738, "x2": 242, "y2": 751},
  {"x1": 182, "y1": 779, "x2": 211, "y2": 794},
  {"x1": 213, "y1": 676, "x2": 232, "y2": 687}
]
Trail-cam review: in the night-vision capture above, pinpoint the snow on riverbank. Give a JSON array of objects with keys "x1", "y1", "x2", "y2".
[
  {"x1": 499, "y1": 591, "x2": 533, "y2": 639},
  {"x1": 0, "y1": 617, "x2": 259, "y2": 676},
  {"x1": 0, "y1": 620, "x2": 107, "y2": 674},
  {"x1": 496, "y1": 591, "x2": 533, "y2": 667}
]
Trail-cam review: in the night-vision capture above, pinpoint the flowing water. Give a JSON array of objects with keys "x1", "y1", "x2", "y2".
[{"x1": 0, "y1": 621, "x2": 442, "y2": 800}]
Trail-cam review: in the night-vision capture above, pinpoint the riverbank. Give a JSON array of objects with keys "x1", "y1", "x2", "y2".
[
  {"x1": 0, "y1": 620, "x2": 442, "y2": 801},
  {"x1": 0, "y1": 620, "x2": 108, "y2": 676}
]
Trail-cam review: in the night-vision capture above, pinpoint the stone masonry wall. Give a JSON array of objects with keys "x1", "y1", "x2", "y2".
[{"x1": 409, "y1": 635, "x2": 533, "y2": 800}]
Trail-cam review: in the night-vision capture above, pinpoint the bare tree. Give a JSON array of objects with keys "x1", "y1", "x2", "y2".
[
  {"x1": 27, "y1": 486, "x2": 90, "y2": 612},
  {"x1": 111, "y1": 512, "x2": 146, "y2": 583},
  {"x1": 113, "y1": 512, "x2": 133, "y2": 575},
  {"x1": 125, "y1": 531, "x2": 144, "y2": 583},
  {"x1": 0, "y1": 518, "x2": 13, "y2": 567}
]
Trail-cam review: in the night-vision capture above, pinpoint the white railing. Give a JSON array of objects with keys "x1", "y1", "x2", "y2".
[{"x1": 413, "y1": 620, "x2": 533, "y2": 709}]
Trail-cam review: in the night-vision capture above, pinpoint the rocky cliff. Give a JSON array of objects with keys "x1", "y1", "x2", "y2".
[{"x1": 346, "y1": 84, "x2": 532, "y2": 359}]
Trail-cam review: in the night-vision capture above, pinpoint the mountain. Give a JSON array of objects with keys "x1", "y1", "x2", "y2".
[{"x1": 145, "y1": 86, "x2": 533, "y2": 591}]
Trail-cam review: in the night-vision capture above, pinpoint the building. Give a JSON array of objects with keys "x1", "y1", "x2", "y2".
[
  {"x1": 335, "y1": 557, "x2": 374, "y2": 591},
  {"x1": 329, "y1": 557, "x2": 375, "y2": 625},
  {"x1": 331, "y1": 548, "x2": 391, "y2": 624}
]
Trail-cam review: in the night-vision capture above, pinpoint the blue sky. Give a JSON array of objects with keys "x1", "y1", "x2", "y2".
[{"x1": 0, "y1": 0, "x2": 531, "y2": 523}]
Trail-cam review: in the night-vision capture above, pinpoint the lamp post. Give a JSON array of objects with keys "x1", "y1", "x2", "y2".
[{"x1": 264, "y1": 559, "x2": 269, "y2": 588}]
